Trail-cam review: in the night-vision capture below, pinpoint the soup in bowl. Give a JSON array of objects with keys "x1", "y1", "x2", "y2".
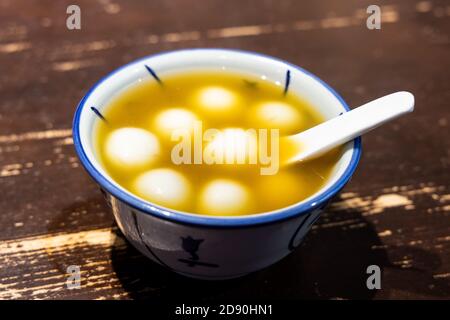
[{"x1": 73, "y1": 49, "x2": 361, "y2": 279}]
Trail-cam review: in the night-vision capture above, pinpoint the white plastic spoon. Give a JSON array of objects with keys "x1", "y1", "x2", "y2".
[{"x1": 282, "y1": 91, "x2": 415, "y2": 164}]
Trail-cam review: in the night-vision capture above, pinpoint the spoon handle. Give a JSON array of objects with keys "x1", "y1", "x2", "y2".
[{"x1": 285, "y1": 91, "x2": 415, "y2": 163}]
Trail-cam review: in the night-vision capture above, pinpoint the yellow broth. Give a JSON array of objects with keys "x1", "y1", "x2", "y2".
[{"x1": 94, "y1": 71, "x2": 342, "y2": 215}]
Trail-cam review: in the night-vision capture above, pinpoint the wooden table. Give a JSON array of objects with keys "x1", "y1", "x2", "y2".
[{"x1": 0, "y1": 0, "x2": 448, "y2": 300}]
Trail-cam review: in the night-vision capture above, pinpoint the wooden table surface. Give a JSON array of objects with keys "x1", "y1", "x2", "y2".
[{"x1": 0, "y1": 0, "x2": 449, "y2": 300}]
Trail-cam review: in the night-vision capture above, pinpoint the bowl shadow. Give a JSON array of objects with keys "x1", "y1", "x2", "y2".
[
  {"x1": 109, "y1": 193, "x2": 449, "y2": 300},
  {"x1": 49, "y1": 194, "x2": 449, "y2": 299}
]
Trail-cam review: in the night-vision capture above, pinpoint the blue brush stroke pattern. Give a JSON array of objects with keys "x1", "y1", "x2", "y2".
[
  {"x1": 145, "y1": 65, "x2": 163, "y2": 85},
  {"x1": 90, "y1": 106, "x2": 107, "y2": 123},
  {"x1": 130, "y1": 210, "x2": 172, "y2": 269},
  {"x1": 288, "y1": 212, "x2": 311, "y2": 250},
  {"x1": 283, "y1": 69, "x2": 291, "y2": 96}
]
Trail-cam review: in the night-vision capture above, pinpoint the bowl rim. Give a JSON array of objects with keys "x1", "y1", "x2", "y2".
[{"x1": 72, "y1": 48, "x2": 362, "y2": 228}]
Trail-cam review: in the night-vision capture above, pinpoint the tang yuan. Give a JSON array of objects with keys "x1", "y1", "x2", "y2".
[
  {"x1": 203, "y1": 128, "x2": 258, "y2": 165},
  {"x1": 104, "y1": 127, "x2": 160, "y2": 169},
  {"x1": 199, "y1": 179, "x2": 252, "y2": 215},
  {"x1": 193, "y1": 86, "x2": 242, "y2": 120},
  {"x1": 153, "y1": 108, "x2": 198, "y2": 140},
  {"x1": 250, "y1": 101, "x2": 304, "y2": 134},
  {"x1": 197, "y1": 86, "x2": 237, "y2": 110},
  {"x1": 133, "y1": 168, "x2": 191, "y2": 209},
  {"x1": 94, "y1": 70, "x2": 342, "y2": 216}
]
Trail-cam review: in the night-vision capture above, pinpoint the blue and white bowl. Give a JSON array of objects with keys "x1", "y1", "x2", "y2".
[{"x1": 73, "y1": 49, "x2": 361, "y2": 280}]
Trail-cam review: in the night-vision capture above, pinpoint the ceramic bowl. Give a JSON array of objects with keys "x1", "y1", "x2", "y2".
[{"x1": 73, "y1": 49, "x2": 361, "y2": 280}]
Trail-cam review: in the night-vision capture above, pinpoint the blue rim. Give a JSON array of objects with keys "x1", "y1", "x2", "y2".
[{"x1": 72, "y1": 48, "x2": 362, "y2": 228}]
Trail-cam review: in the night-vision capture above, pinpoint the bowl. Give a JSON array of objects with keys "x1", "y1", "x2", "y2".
[{"x1": 73, "y1": 48, "x2": 361, "y2": 280}]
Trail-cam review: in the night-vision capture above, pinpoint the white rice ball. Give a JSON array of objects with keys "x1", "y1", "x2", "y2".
[
  {"x1": 105, "y1": 127, "x2": 160, "y2": 169},
  {"x1": 194, "y1": 86, "x2": 241, "y2": 117},
  {"x1": 199, "y1": 179, "x2": 252, "y2": 215},
  {"x1": 251, "y1": 101, "x2": 303, "y2": 134},
  {"x1": 133, "y1": 168, "x2": 191, "y2": 209},
  {"x1": 204, "y1": 128, "x2": 258, "y2": 165},
  {"x1": 153, "y1": 108, "x2": 198, "y2": 139}
]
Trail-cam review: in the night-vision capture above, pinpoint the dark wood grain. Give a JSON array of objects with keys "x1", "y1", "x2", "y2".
[{"x1": 0, "y1": 0, "x2": 448, "y2": 300}]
